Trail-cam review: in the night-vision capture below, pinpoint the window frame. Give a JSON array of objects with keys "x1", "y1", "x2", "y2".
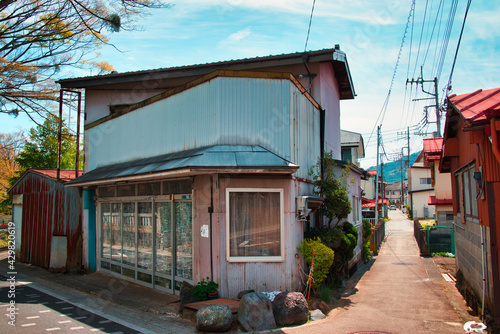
[
  {"x1": 455, "y1": 164, "x2": 479, "y2": 221},
  {"x1": 226, "y1": 188, "x2": 285, "y2": 263}
]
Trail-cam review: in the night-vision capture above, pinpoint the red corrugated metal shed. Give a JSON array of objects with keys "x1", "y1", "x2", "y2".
[
  {"x1": 30, "y1": 169, "x2": 83, "y2": 181},
  {"x1": 449, "y1": 87, "x2": 500, "y2": 123},
  {"x1": 8, "y1": 169, "x2": 82, "y2": 271}
]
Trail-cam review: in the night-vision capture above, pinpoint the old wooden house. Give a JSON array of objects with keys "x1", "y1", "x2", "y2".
[
  {"x1": 439, "y1": 87, "x2": 500, "y2": 327},
  {"x1": 60, "y1": 48, "x2": 362, "y2": 298}
]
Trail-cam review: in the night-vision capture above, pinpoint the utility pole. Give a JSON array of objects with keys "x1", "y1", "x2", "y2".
[
  {"x1": 406, "y1": 68, "x2": 441, "y2": 137},
  {"x1": 381, "y1": 162, "x2": 385, "y2": 219},
  {"x1": 375, "y1": 125, "x2": 380, "y2": 221},
  {"x1": 400, "y1": 149, "x2": 404, "y2": 206}
]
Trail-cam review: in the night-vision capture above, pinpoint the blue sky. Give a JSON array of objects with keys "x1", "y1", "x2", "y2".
[{"x1": 1, "y1": 0, "x2": 499, "y2": 168}]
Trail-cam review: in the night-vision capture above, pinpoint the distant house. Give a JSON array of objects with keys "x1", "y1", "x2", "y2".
[
  {"x1": 59, "y1": 48, "x2": 362, "y2": 298},
  {"x1": 341, "y1": 130, "x2": 365, "y2": 166},
  {"x1": 385, "y1": 182, "x2": 403, "y2": 205},
  {"x1": 408, "y1": 151, "x2": 435, "y2": 219},
  {"x1": 340, "y1": 129, "x2": 367, "y2": 270},
  {"x1": 8, "y1": 169, "x2": 82, "y2": 272},
  {"x1": 361, "y1": 170, "x2": 377, "y2": 200},
  {"x1": 422, "y1": 138, "x2": 453, "y2": 226},
  {"x1": 439, "y1": 87, "x2": 500, "y2": 327}
]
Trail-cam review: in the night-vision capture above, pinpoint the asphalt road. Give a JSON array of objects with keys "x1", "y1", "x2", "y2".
[{"x1": 0, "y1": 279, "x2": 140, "y2": 334}]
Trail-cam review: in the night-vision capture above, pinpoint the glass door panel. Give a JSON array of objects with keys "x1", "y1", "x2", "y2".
[
  {"x1": 155, "y1": 203, "x2": 172, "y2": 275},
  {"x1": 111, "y1": 203, "x2": 122, "y2": 263},
  {"x1": 101, "y1": 203, "x2": 111, "y2": 260},
  {"x1": 122, "y1": 202, "x2": 136, "y2": 266},
  {"x1": 138, "y1": 202, "x2": 153, "y2": 271},
  {"x1": 175, "y1": 202, "x2": 193, "y2": 282}
]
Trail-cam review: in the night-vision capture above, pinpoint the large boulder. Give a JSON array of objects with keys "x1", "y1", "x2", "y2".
[
  {"x1": 196, "y1": 304, "x2": 233, "y2": 332},
  {"x1": 237, "y1": 292, "x2": 276, "y2": 332},
  {"x1": 272, "y1": 292, "x2": 309, "y2": 327}
]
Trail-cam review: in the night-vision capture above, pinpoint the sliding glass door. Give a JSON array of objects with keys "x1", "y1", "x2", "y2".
[{"x1": 99, "y1": 196, "x2": 192, "y2": 293}]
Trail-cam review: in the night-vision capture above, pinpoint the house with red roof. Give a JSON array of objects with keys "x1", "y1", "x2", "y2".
[
  {"x1": 422, "y1": 138, "x2": 453, "y2": 226},
  {"x1": 408, "y1": 151, "x2": 435, "y2": 219},
  {"x1": 440, "y1": 87, "x2": 500, "y2": 328}
]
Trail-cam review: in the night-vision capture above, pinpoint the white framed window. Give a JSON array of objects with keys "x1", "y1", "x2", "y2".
[
  {"x1": 419, "y1": 178, "x2": 432, "y2": 185},
  {"x1": 226, "y1": 188, "x2": 284, "y2": 262}
]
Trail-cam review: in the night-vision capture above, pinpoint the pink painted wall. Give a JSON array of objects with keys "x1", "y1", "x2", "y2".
[{"x1": 318, "y1": 63, "x2": 342, "y2": 159}]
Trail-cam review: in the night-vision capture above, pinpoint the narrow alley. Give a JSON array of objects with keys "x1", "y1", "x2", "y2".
[{"x1": 278, "y1": 210, "x2": 480, "y2": 334}]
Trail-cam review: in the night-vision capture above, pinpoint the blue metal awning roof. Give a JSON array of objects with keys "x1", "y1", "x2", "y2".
[{"x1": 66, "y1": 145, "x2": 298, "y2": 186}]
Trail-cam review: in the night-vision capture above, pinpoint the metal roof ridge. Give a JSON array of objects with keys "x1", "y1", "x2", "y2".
[
  {"x1": 459, "y1": 87, "x2": 500, "y2": 113},
  {"x1": 58, "y1": 48, "x2": 338, "y2": 83},
  {"x1": 451, "y1": 89, "x2": 483, "y2": 106}
]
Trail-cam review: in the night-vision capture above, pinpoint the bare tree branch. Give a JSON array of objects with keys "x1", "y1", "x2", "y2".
[{"x1": 0, "y1": 0, "x2": 170, "y2": 123}]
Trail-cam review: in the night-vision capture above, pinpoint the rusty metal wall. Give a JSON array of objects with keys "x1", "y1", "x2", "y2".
[{"x1": 9, "y1": 171, "x2": 82, "y2": 270}]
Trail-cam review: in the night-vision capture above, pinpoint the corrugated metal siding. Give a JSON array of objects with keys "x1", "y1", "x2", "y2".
[
  {"x1": 86, "y1": 77, "x2": 320, "y2": 179},
  {"x1": 216, "y1": 176, "x2": 300, "y2": 298},
  {"x1": 9, "y1": 172, "x2": 81, "y2": 270},
  {"x1": 483, "y1": 136, "x2": 500, "y2": 182},
  {"x1": 216, "y1": 77, "x2": 291, "y2": 162},
  {"x1": 87, "y1": 81, "x2": 219, "y2": 170},
  {"x1": 291, "y1": 88, "x2": 321, "y2": 179}
]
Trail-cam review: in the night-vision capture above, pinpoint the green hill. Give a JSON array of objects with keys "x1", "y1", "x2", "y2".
[{"x1": 367, "y1": 151, "x2": 420, "y2": 184}]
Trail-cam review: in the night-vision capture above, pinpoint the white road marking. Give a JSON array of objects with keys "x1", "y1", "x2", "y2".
[
  {"x1": 99, "y1": 320, "x2": 112, "y2": 324},
  {"x1": 21, "y1": 323, "x2": 36, "y2": 327}
]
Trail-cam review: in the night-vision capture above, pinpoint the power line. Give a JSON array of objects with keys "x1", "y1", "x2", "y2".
[
  {"x1": 422, "y1": 0, "x2": 444, "y2": 67},
  {"x1": 366, "y1": 1, "x2": 415, "y2": 149},
  {"x1": 412, "y1": 0, "x2": 430, "y2": 78},
  {"x1": 435, "y1": 0, "x2": 459, "y2": 81},
  {"x1": 304, "y1": 0, "x2": 316, "y2": 51},
  {"x1": 445, "y1": 0, "x2": 472, "y2": 95}
]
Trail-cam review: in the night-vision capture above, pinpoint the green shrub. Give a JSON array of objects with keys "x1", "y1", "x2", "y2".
[
  {"x1": 362, "y1": 219, "x2": 373, "y2": 262},
  {"x1": 193, "y1": 277, "x2": 218, "y2": 301},
  {"x1": 304, "y1": 222, "x2": 359, "y2": 285},
  {"x1": 297, "y1": 237, "x2": 334, "y2": 289},
  {"x1": 319, "y1": 284, "x2": 330, "y2": 303}
]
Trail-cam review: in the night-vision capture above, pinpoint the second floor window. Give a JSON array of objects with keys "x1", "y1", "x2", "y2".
[{"x1": 419, "y1": 178, "x2": 432, "y2": 185}]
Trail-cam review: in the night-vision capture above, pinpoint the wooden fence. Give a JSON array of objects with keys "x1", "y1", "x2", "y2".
[
  {"x1": 413, "y1": 219, "x2": 430, "y2": 256},
  {"x1": 370, "y1": 219, "x2": 386, "y2": 255}
]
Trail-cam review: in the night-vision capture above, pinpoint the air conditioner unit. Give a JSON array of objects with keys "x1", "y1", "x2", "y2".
[{"x1": 296, "y1": 196, "x2": 324, "y2": 221}]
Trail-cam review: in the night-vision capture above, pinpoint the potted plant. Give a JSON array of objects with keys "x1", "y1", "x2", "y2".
[{"x1": 193, "y1": 277, "x2": 219, "y2": 301}]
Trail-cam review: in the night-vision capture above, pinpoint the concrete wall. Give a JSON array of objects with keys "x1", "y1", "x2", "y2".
[
  {"x1": 454, "y1": 221, "x2": 494, "y2": 313},
  {"x1": 412, "y1": 191, "x2": 435, "y2": 219}
]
